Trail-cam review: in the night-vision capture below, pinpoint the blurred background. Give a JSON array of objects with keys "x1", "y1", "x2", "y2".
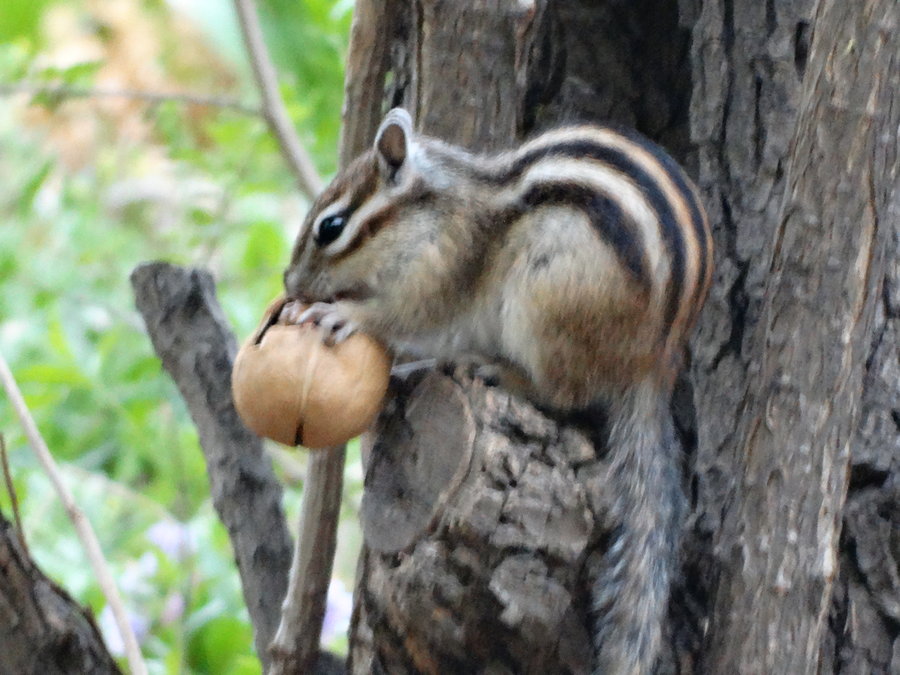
[{"x1": 0, "y1": 1, "x2": 360, "y2": 672}]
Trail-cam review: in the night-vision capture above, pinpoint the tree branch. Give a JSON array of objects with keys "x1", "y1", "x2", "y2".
[
  {"x1": 338, "y1": 0, "x2": 394, "y2": 168},
  {"x1": 0, "y1": 350, "x2": 147, "y2": 675},
  {"x1": 0, "y1": 433, "x2": 27, "y2": 557},
  {"x1": 233, "y1": 0, "x2": 324, "y2": 199},
  {"x1": 0, "y1": 83, "x2": 260, "y2": 116},
  {"x1": 0, "y1": 515, "x2": 123, "y2": 674},
  {"x1": 130, "y1": 262, "x2": 293, "y2": 671}
]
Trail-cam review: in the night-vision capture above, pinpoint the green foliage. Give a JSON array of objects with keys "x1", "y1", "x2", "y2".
[
  {"x1": 255, "y1": 0, "x2": 352, "y2": 173},
  {"x1": 0, "y1": 0, "x2": 357, "y2": 671},
  {"x1": 169, "y1": 0, "x2": 352, "y2": 175},
  {"x1": 0, "y1": 0, "x2": 54, "y2": 43}
]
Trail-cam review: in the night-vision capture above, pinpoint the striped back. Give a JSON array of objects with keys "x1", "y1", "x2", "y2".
[{"x1": 474, "y1": 126, "x2": 713, "y2": 352}]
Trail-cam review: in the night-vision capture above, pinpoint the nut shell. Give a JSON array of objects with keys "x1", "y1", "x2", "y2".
[{"x1": 232, "y1": 297, "x2": 391, "y2": 448}]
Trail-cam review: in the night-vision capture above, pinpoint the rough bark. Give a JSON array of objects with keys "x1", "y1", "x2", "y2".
[
  {"x1": 680, "y1": 1, "x2": 816, "y2": 667},
  {"x1": 338, "y1": 0, "x2": 394, "y2": 169},
  {"x1": 130, "y1": 263, "x2": 293, "y2": 670},
  {"x1": 384, "y1": 0, "x2": 558, "y2": 151},
  {"x1": 824, "y1": 5, "x2": 900, "y2": 671},
  {"x1": 0, "y1": 513, "x2": 121, "y2": 675},
  {"x1": 352, "y1": 369, "x2": 597, "y2": 673},
  {"x1": 702, "y1": 0, "x2": 896, "y2": 670},
  {"x1": 685, "y1": 0, "x2": 900, "y2": 672}
]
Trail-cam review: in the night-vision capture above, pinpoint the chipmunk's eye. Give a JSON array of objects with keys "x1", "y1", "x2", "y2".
[{"x1": 315, "y1": 214, "x2": 347, "y2": 247}]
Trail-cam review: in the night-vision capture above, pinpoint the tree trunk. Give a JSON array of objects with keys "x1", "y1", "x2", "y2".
[
  {"x1": 347, "y1": 0, "x2": 900, "y2": 673},
  {"x1": 701, "y1": 0, "x2": 896, "y2": 671},
  {"x1": 0, "y1": 514, "x2": 122, "y2": 674}
]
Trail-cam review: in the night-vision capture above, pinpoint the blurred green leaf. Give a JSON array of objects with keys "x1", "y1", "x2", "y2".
[
  {"x1": 0, "y1": 0, "x2": 359, "y2": 669},
  {"x1": 242, "y1": 220, "x2": 288, "y2": 270},
  {"x1": 17, "y1": 160, "x2": 52, "y2": 213},
  {"x1": 33, "y1": 60, "x2": 102, "y2": 86},
  {"x1": 189, "y1": 615, "x2": 256, "y2": 675},
  {"x1": 16, "y1": 362, "x2": 89, "y2": 386},
  {"x1": 0, "y1": 0, "x2": 53, "y2": 43}
]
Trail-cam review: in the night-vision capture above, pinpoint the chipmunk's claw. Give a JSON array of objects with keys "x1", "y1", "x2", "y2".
[{"x1": 296, "y1": 302, "x2": 358, "y2": 345}]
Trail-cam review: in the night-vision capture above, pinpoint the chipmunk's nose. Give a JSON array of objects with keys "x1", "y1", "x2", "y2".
[{"x1": 283, "y1": 267, "x2": 317, "y2": 303}]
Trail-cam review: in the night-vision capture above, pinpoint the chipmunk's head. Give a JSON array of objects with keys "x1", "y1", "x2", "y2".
[{"x1": 284, "y1": 108, "x2": 456, "y2": 306}]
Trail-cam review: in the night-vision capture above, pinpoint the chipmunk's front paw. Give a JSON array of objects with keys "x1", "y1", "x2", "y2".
[{"x1": 293, "y1": 301, "x2": 358, "y2": 345}]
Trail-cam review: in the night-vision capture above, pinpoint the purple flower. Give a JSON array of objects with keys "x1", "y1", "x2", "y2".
[
  {"x1": 321, "y1": 578, "x2": 353, "y2": 644},
  {"x1": 98, "y1": 604, "x2": 149, "y2": 656},
  {"x1": 161, "y1": 592, "x2": 185, "y2": 625},
  {"x1": 147, "y1": 520, "x2": 194, "y2": 561}
]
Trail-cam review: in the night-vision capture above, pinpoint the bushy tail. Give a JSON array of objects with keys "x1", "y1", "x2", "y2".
[{"x1": 592, "y1": 381, "x2": 686, "y2": 675}]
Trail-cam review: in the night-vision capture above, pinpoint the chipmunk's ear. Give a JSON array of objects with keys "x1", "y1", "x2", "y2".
[{"x1": 374, "y1": 108, "x2": 414, "y2": 179}]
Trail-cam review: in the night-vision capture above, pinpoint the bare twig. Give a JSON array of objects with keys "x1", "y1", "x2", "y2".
[
  {"x1": 269, "y1": 447, "x2": 346, "y2": 673},
  {"x1": 0, "y1": 350, "x2": 147, "y2": 675},
  {"x1": 0, "y1": 83, "x2": 260, "y2": 116},
  {"x1": 0, "y1": 433, "x2": 28, "y2": 557},
  {"x1": 233, "y1": 0, "x2": 324, "y2": 199}
]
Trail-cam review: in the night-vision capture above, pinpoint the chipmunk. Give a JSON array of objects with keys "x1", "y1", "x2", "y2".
[{"x1": 283, "y1": 108, "x2": 713, "y2": 674}]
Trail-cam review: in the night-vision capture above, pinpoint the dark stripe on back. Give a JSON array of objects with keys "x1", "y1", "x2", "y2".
[
  {"x1": 492, "y1": 140, "x2": 687, "y2": 337},
  {"x1": 518, "y1": 183, "x2": 651, "y2": 292},
  {"x1": 610, "y1": 129, "x2": 710, "y2": 310}
]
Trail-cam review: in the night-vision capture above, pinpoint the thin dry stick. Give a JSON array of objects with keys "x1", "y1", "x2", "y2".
[
  {"x1": 0, "y1": 83, "x2": 260, "y2": 116},
  {"x1": 0, "y1": 350, "x2": 148, "y2": 675},
  {"x1": 269, "y1": 447, "x2": 346, "y2": 673},
  {"x1": 0, "y1": 432, "x2": 28, "y2": 556},
  {"x1": 232, "y1": 0, "x2": 324, "y2": 199}
]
